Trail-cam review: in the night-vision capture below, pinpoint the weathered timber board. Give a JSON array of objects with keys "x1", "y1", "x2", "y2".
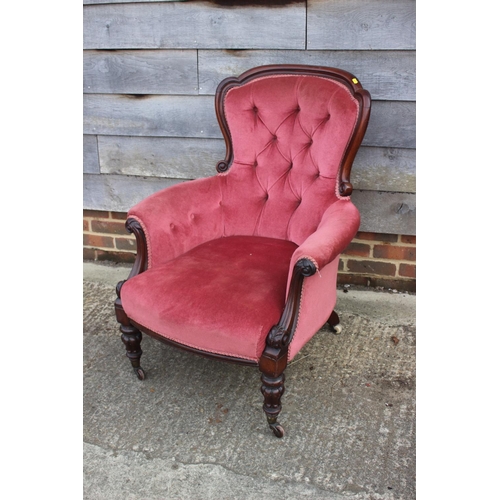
[
  {"x1": 84, "y1": 50, "x2": 198, "y2": 94},
  {"x1": 83, "y1": 94, "x2": 219, "y2": 138},
  {"x1": 96, "y1": 135, "x2": 415, "y2": 193},
  {"x1": 98, "y1": 136, "x2": 225, "y2": 179},
  {"x1": 84, "y1": 95, "x2": 415, "y2": 149},
  {"x1": 84, "y1": 135, "x2": 100, "y2": 174},
  {"x1": 351, "y1": 190, "x2": 416, "y2": 236},
  {"x1": 84, "y1": 173, "x2": 415, "y2": 234},
  {"x1": 364, "y1": 101, "x2": 415, "y2": 149},
  {"x1": 83, "y1": 2, "x2": 306, "y2": 49},
  {"x1": 198, "y1": 49, "x2": 415, "y2": 101},
  {"x1": 83, "y1": 174, "x2": 184, "y2": 213},
  {"x1": 351, "y1": 147, "x2": 415, "y2": 193},
  {"x1": 307, "y1": 0, "x2": 416, "y2": 50}
]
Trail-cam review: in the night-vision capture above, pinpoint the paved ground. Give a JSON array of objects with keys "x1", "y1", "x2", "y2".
[{"x1": 83, "y1": 262, "x2": 416, "y2": 500}]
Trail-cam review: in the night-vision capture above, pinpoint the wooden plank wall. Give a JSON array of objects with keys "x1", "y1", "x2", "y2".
[{"x1": 83, "y1": 0, "x2": 416, "y2": 235}]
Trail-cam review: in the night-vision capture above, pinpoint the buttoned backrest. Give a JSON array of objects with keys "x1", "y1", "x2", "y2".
[{"x1": 218, "y1": 74, "x2": 360, "y2": 245}]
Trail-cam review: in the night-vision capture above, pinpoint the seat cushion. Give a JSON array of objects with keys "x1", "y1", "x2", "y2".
[{"x1": 121, "y1": 235, "x2": 298, "y2": 362}]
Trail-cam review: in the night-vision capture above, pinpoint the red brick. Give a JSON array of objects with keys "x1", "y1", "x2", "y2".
[
  {"x1": 346, "y1": 259, "x2": 396, "y2": 277},
  {"x1": 400, "y1": 235, "x2": 416, "y2": 244},
  {"x1": 115, "y1": 237, "x2": 137, "y2": 251},
  {"x1": 355, "y1": 232, "x2": 398, "y2": 243},
  {"x1": 342, "y1": 242, "x2": 371, "y2": 257},
  {"x1": 83, "y1": 234, "x2": 114, "y2": 248},
  {"x1": 111, "y1": 211, "x2": 128, "y2": 220},
  {"x1": 83, "y1": 209, "x2": 109, "y2": 219},
  {"x1": 373, "y1": 245, "x2": 416, "y2": 261},
  {"x1": 83, "y1": 220, "x2": 89, "y2": 231},
  {"x1": 91, "y1": 220, "x2": 128, "y2": 235},
  {"x1": 399, "y1": 263, "x2": 416, "y2": 278}
]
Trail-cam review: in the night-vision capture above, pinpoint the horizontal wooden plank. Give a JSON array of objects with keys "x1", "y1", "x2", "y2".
[
  {"x1": 97, "y1": 135, "x2": 414, "y2": 193},
  {"x1": 84, "y1": 173, "x2": 415, "y2": 234},
  {"x1": 199, "y1": 49, "x2": 415, "y2": 101},
  {"x1": 83, "y1": 2, "x2": 305, "y2": 49},
  {"x1": 84, "y1": 173, "x2": 184, "y2": 213},
  {"x1": 99, "y1": 136, "x2": 225, "y2": 178},
  {"x1": 83, "y1": 94, "x2": 219, "y2": 138},
  {"x1": 84, "y1": 95, "x2": 415, "y2": 148},
  {"x1": 352, "y1": 147, "x2": 415, "y2": 193},
  {"x1": 83, "y1": 135, "x2": 100, "y2": 174},
  {"x1": 363, "y1": 101, "x2": 415, "y2": 149},
  {"x1": 352, "y1": 190, "x2": 416, "y2": 235},
  {"x1": 308, "y1": 0, "x2": 416, "y2": 50},
  {"x1": 84, "y1": 50, "x2": 198, "y2": 94}
]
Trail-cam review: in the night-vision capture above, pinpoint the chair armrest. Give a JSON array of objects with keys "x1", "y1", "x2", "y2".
[
  {"x1": 127, "y1": 176, "x2": 225, "y2": 268},
  {"x1": 260, "y1": 200, "x2": 359, "y2": 359},
  {"x1": 290, "y1": 199, "x2": 360, "y2": 273}
]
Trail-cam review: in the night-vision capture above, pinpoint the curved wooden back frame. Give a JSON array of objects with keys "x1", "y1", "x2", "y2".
[{"x1": 214, "y1": 64, "x2": 371, "y2": 196}]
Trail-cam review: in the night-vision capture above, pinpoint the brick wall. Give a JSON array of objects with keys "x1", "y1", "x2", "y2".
[
  {"x1": 338, "y1": 232, "x2": 415, "y2": 291},
  {"x1": 83, "y1": 210, "x2": 136, "y2": 264},
  {"x1": 84, "y1": 210, "x2": 416, "y2": 292}
]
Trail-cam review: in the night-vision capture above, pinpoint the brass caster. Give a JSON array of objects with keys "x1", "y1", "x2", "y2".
[
  {"x1": 269, "y1": 422, "x2": 285, "y2": 438},
  {"x1": 134, "y1": 367, "x2": 146, "y2": 380},
  {"x1": 332, "y1": 324, "x2": 342, "y2": 335}
]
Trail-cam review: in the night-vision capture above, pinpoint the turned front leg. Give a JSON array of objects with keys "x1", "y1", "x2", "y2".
[
  {"x1": 261, "y1": 372, "x2": 285, "y2": 437},
  {"x1": 120, "y1": 324, "x2": 145, "y2": 380},
  {"x1": 259, "y1": 341, "x2": 288, "y2": 438},
  {"x1": 115, "y1": 290, "x2": 146, "y2": 380}
]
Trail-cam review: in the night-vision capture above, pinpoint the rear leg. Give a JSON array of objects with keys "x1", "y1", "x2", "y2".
[{"x1": 327, "y1": 310, "x2": 342, "y2": 335}]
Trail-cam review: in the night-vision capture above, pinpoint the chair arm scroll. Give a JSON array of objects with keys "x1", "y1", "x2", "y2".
[
  {"x1": 116, "y1": 218, "x2": 148, "y2": 300},
  {"x1": 125, "y1": 218, "x2": 148, "y2": 279},
  {"x1": 265, "y1": 258, "x2": 316, "y2": 350},
  {"x1": 262, "y1": 200, "x2": 360, "y2": 359}
]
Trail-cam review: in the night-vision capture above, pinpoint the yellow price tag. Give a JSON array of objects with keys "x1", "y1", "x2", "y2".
[{"x1": 352, "y1": 78, "x2": 359, "y2": 84}]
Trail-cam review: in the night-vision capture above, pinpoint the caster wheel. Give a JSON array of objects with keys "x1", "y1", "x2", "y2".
[
  {"x1": 134, "y1": 367, "x2": 146, "y2": 380},
  {"x1": 269, "y1": 423, "x2": 285, "y2": 438},
  {"x1": 332, "y1": 324, "x2": 342, "y2": 335}
]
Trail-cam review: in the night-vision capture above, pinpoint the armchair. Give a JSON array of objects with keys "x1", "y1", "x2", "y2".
[{"x1": 115, "y1": 65, "x2": 371, "y2": 437}]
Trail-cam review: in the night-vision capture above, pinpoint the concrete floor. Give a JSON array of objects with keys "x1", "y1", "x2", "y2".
[{"x1": 83, "y1": 262, "x2": 416, "y2": 499}]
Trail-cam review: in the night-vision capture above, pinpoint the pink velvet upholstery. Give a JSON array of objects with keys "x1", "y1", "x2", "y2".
[
  {"x1": 287, "y1": 200, "x2": 360, "y2": 359},
  {"x1": 120, "y1": 71, "x2": 362, "y2": 362},
  {"x1": 128, "y1": 176, "x2": 224, "y2": 268},
  {"x1": 221, "y1": 75, "x2": 359, "y2": 245},
  {"x1": 121, "y1": 236, "x2": 297, "y2": 362},
  {"x1": 288, "y1": 256, "x2": 340, "y2": 361}
]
